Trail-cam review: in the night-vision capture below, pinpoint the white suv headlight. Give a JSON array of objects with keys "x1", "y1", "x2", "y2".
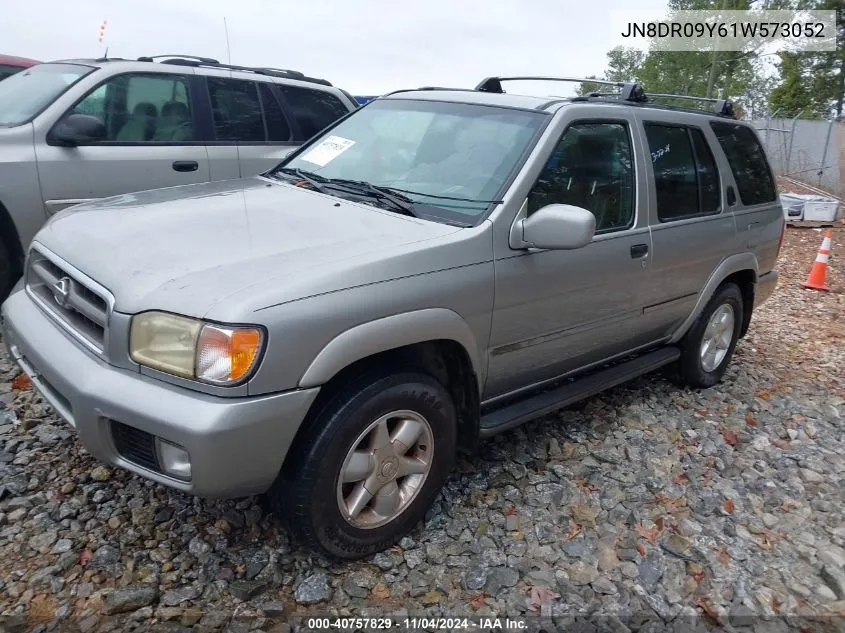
[{"x1": 129, "y1": 311, "x2": 264, "y2": 385}]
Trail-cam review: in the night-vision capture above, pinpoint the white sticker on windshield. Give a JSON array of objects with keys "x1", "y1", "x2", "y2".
[{"x1": 300, "y1": 135, "x2": 356, "y2": 167}]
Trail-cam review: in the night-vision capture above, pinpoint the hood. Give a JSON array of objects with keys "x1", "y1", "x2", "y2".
[{"x1": 35, "y1": 177, "x2": 463, "y2": 317}]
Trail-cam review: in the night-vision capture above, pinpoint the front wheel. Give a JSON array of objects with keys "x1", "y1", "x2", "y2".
[
  {"x1": 269, "y1": 372, "x2": 457, "y2": 559},
  {"x1": 676, "y1": 282, "x2": 744, "y2": 388},
  {"x1": 0, "y1": 239, "x2": 14, "y2": 303}
]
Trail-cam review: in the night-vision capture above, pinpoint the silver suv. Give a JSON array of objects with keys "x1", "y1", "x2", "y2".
[
  {"x1": 0, "y1": 55, "x2": 359, "y2": 298},
  {"x1": 1, "y1": 76, "x2": 784, "y2": 559}
]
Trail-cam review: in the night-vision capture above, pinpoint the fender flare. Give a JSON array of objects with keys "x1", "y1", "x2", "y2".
[
  {"x1": 298, "y1": 308, "x2": 485, "y2": 391},
  {"x1": 668, "y1": 253, "x2": 759, "y2": 345}
]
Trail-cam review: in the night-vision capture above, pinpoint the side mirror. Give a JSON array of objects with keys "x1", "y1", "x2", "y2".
[
  {"x1": 51, "y1": 114, "x2": 107, "y2": 147},
  {"x1": 510, "y1": 203, "x2": 596, "y2": 250}
]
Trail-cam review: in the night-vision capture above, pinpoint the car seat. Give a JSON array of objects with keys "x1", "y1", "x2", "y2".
[
  {"x1": 153, "y1": 101, "x2": 194, "y2": 142},
  {"x1": 116, "y1": 102, "x2": 158, "y2": 142}
]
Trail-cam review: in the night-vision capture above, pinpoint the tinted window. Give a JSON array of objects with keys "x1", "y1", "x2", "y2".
[
  {"x1": 690, "y1": 128, "x2": 720, "y2": 214},
  {"x1": 71, "y1": 73, "x2": 194, "y2": 142},
  {"x1": 208, "y1": 78, "x2": 264, "y2": 142},
  {"x1": 279, "y1": 85, "x2": 350, "y2": 139},
  {"x1": 710, "y1": 122, "x2": 776, "y2": 206},
  {"x1": 277, "y1": 99, "x2": 546, "y2": 221},
  {"x1": 645, "y1": 124, "x2": 721, "y2": 221},
  {"x1": 0, "y1": 65, "x2": 21, "y2": 81},
  {"x1": 258, "y1": 83, "x2": 291, "y2": 142},
  {"x1": 527, "y1": 122, "x2": 635, "y2": 233},
  {"x1": 0, "y1": 63, "x2": 94, "y2": 126}
]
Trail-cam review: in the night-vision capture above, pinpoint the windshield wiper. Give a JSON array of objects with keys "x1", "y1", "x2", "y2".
[
  {"x1": 379, "y1": 186, "x2": 504, "y2": 205},
  {"x1": 322, "y1": 179, "x2": 419, "y2": 217},
  {"x1": 271, "y1": 167, "x2": 330, "y2": 193}
]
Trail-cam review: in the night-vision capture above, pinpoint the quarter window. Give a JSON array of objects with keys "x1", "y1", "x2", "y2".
[
  {"x1": 71, "y1": 73, "x2": 195, "y2": 142},
  {"x1": 279, "y1": 85, "x2": 350, "y2": 140},
  {"x1": 644, "y1": 123, "x2": 721, "y2": 221},
  {"x1": 710, "y1": 122, "x2": 776, "y2": 206},
  {"x1": 527, "y1": 121, "x2": 635, "y2": 233}
]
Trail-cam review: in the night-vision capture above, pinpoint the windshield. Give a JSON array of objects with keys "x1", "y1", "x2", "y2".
[
  {"x1": 271, "y1": 98, "x2": 548, "y2": 221},
  {"x1": 0, "y1": 63, "x2": 94, "y2": 126}
]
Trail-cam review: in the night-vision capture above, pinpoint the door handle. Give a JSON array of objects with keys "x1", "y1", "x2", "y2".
[
  {"x1": 172, "y1": 160, "x2": 199, "y2": 173},
  {"x1": 630, "y1": 243, "x2": 649, "y2": 259}
]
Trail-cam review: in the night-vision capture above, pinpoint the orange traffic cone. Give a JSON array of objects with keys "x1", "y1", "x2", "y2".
[{"x1": 802, "y1": 229, "x2": 833, "y2": 292}]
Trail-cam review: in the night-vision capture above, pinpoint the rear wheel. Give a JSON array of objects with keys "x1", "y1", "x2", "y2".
[
  {"x1": 269, "y1": 371, "x2": 457, "y2": 559},
  {"x1": 677, "y1": 282, "x2": 744, "y2": 388}
]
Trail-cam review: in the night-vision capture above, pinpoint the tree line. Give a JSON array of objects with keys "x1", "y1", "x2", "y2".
[{"x1": 578, "y1": 0, "x2": 844, "y2": 120}]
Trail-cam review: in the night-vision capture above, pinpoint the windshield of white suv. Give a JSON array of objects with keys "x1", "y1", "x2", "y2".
[
  {"x1": 270, "y1": 98, "x2": 548, "y2": 223},
  {"x1": 0, "y1": 63, "x2": 95, "y2": 127}
]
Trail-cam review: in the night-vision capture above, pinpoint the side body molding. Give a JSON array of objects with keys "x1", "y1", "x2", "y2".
[
  {"x1": 299, "y1": 308, "x2": 485, "y2": 391},
  {"x1": 668, "y1": 252, "x2": 759, "y2": 345}
]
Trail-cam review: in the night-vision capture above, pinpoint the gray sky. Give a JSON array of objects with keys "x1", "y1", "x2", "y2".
[{"x1": 2, "y1": 0, "x2": 670, "y2": 95}]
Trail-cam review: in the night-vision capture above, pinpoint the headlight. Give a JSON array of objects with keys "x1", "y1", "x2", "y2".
[{"x1": 129, "y1": 311, "x2": 264, "y2": 385}]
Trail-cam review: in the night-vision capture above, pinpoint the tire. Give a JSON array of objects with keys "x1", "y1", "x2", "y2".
[
  {"x1": 269, "y1": 371, "x2": 457, "y2": 559},
  {"x1": 677, "y1": 282, "x2": 744, "y2": 388},
  {"x1": 0, "y1": 239, "x2": 14, "y2": 303}
]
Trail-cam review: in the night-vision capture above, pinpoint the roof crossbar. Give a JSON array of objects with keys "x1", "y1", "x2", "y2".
[{"x1": 475, "y1": 76, "x2": 647, "y2": 103}]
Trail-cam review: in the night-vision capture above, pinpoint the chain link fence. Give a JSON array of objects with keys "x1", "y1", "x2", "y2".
[{"x1": 752, "y1": 117, "x2": 843, "y2": 198}]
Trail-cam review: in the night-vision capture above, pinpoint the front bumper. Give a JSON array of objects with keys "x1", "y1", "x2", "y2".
[{"x1": 1, "y1": 289, "x2": 320, "y2": 498}]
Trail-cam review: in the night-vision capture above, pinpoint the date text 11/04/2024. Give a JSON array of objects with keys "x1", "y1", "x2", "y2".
[
  {"x1": 620, "y1": 21, "x2": 827, "y2": 38},
  {"x1": 304, "y1": 617, "x2": 528, "y2": 631}
]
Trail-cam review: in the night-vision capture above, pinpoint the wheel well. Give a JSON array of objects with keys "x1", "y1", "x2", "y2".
[
  {"x1": 292, "y1": 340, "x2": 481, "y2": 463},
  {"x1": 722, "y1": 270, "x2": 755, "y2": 338},
  {"x1": 0, "y1": 201, "x2": 24, "y2": 279}
]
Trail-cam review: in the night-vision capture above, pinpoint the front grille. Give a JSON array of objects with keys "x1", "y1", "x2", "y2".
[
  {"x1": 111, "y1": 420, "x2": 159, "y2": 472},
  {"x1": 25, "y1": 245, "x2": 112, "y2": 354}
]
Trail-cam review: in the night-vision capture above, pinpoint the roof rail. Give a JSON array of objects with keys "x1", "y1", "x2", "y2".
[
  {"x1": 135, "y1": 56, "x2": 333, "y2": 87},
  {"x1": 474, "y1": 76, "x2": 734, "y2": 118},
  {"x1": 644, "y1": 93, "x2": 735, "y2": 117},
  {"x1": 137, "y1": 54, "x2": 220, "y2": 64}
]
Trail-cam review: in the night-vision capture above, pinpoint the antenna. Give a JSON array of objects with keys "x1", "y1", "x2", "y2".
[
  {"x1": 98, "y1": 18, "x2": 108, "y2": 58},
  {"x1": 223, "y1": 18, "x2": 232, "y2": 65}
]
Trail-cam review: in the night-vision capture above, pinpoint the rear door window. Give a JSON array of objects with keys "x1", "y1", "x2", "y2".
[
  {"x1": 644, "y1": 123, "x2": 722, "y2": 222},
  {"x1": 208, "y1": 77, "x2": 265, "y2": 142},
  {"x1": 279, "y1": 85, "x2": 350, "y2": 140},
  {"x1": 710, "y1": 122, "x2": 777, "y2": 206}
]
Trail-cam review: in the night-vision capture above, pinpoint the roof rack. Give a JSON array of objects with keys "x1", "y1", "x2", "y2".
[
  {"x1": 475, "y1": 76, "x2": 646, "y2": 103},
  {"x1": 474, "y1": 76, "x2": 735, "y2": 118},
  {"x1": 134, "y1": 55, "x2": 333, "y2": 87},
  {"x1": 643, "y1": 93, "x2": 735, "y2": 117},
  {"x1": 137, "y1": 54, "x2": 220, "y2": 64}
]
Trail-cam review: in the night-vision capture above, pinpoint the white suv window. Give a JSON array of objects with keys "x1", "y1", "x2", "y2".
[{"x1": 71, "y1": 73, "x2": 195, "y2": 143}]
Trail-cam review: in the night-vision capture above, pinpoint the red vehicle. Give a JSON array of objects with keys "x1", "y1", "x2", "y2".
[{"x1": 0, "y1": 54, "x2": 40, "y2": 81}]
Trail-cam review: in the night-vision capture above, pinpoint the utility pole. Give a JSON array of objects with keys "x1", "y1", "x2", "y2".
[{"x1": 706, "y1": 0, "x2": 730, "y2": 98}]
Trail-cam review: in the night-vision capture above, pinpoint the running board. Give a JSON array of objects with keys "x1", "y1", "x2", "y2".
[{"x1": 478, "y1": 347, "x2": 681, "y2": 437}]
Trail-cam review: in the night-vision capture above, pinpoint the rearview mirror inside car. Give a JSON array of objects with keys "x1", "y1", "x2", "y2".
[
  {"x1": 51, "y1": 114, "x2": 107, "y2": 147},
  {"x1": 510, "y1": 203, "x2": 596, "y2": 250}
]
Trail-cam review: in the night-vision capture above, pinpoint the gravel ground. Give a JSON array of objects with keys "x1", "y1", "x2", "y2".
[{"x1": 0, "y1": 224, "x2": 843, "y2": 633}]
